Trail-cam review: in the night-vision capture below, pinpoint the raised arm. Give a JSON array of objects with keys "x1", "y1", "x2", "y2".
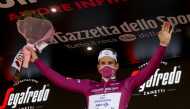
[
  {"x1": 125, "y1": 22, "x2": 173, "y2": 91},
  {"x1": 27, "y1": 47, "x2": 91, "y2": 94}
]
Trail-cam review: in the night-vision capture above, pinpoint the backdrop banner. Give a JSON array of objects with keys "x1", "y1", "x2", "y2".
[{"x1": 0, "y1": 0, "x2": 189, "y2": 109}]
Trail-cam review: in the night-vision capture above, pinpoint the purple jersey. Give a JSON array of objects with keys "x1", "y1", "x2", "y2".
[{"x1": 34, "y1": 46, "x2": 166, "y2": 109}]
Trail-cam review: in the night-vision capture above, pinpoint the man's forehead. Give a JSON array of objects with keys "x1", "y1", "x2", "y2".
[{"x1": 98, "y1": 56, "x2": 117, "y2": 62}]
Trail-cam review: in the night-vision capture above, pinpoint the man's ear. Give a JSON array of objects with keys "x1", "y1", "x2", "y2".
[
  {"x1": 97, "y1": 64, "x2": 100, "y2": 70},
  {"x1": 115, "y1": 63, "x2": 119, "y2": 70}
]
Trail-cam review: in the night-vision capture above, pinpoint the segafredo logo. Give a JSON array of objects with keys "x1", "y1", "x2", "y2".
[
  {"x1": 136, "y1": 61, "x2": 182, "y2": 96},
  {"x1": 0, "y1": 79, "x2": 50, "y2": 109},
  {"x1": 8, "y1": 85, "x2": 50, "y2": 108}
]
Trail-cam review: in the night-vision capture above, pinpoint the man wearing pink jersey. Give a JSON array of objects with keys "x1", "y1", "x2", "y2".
[{"x1": 27, "y1": 22, "x2": 173, "y2": 109}]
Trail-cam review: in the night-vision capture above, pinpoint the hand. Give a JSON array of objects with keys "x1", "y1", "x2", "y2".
[
  {"x1": 158, "y1": 22, "x2": 173, "y2": 47},
  {"x1": 25, "y1": 46, "x2": 38, "y2": 63}
]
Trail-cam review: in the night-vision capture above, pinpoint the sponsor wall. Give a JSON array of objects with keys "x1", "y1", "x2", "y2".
[{"x1": 0, "y1": 0, "x2": 190, "y2": 109}]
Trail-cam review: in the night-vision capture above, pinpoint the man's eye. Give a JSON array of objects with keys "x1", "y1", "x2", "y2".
[
  {"x1": 101, "y1": 62, "x2": 105, "y2": 65},
  {"x1": 108, "y1": 61, "x2": 113, "y2": 65}
]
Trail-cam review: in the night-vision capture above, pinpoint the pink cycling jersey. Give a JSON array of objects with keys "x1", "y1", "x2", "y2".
[{"x1": 34, "y1": 46, "x2": 166, "y2": 109}]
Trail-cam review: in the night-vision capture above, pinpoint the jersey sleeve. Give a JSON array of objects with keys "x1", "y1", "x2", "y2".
[
  {"x1": 34, "y1": 59, "x2": 91, "y2": 94},
  {"x1": 124, "y1": 45, "x2": 166, "y2": 91}
]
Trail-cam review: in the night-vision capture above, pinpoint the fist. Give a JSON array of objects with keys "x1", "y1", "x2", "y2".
[
  {"x1": 25, "y1": 46, "x2": 38, "y2": 63},
  {"x1": 158, "y1": 22, "x2": 173, "y2": 47}
]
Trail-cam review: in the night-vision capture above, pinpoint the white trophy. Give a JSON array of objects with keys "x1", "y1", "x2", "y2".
[{"x1": 12, "y1": 17, "x2": 56, "y2": 72}]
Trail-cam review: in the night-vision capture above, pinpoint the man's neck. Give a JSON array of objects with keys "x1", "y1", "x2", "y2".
[{"x1": 102, "y1": 76, "x2": 116, "y2": 82}]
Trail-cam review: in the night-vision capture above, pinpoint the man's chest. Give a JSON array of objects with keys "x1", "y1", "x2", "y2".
[
  {"x1": 88, "y1": 81, "x2": 123, "y2": 94},
  {"x1": 87, "y1": 81, "x2": 125, "y2": 109}
]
